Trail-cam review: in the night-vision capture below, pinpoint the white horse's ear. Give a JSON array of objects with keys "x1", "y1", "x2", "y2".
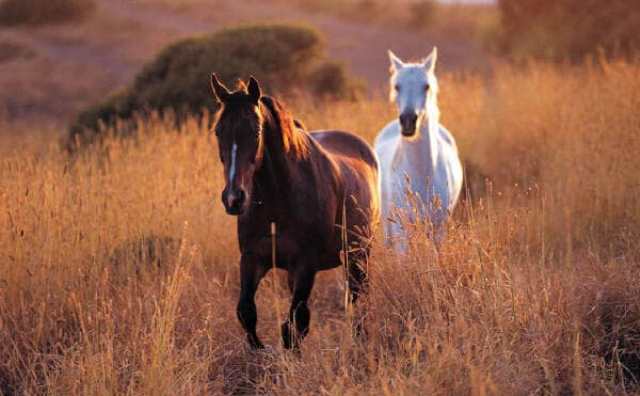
[
  {"x1": 422, "y1": 47, "x2": 438, "y2": 73},
  {"x1": 388, "y1": 50, "x2": 404, "y2": 73}
]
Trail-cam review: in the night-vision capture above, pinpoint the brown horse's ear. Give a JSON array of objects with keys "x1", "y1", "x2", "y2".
[
  {"x1": 247, "y1": 76, "x2": 261, "y2": 104},
  {"x1": 210, "y1": 73, "x2": 231, "y2": 103}
]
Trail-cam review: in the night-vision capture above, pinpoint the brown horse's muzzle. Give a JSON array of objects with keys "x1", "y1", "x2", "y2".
[{"x1": 222, "y1": 186, "x2": 247, "y2": 215}]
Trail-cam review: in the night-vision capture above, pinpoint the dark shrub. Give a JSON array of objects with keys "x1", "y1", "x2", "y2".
[
  {"x1": 66, "y1": 24, "x2": 362, "y2": 150},
  {"x1": 0, "y1": 0, "x2": 96, "y2": 26},
  {"x1": 408, "y1": 0, "x2": 437, "y2": 28},
  {"x1": 0, "y1": 41, "x2": 35, "y2": 63},
  {"x1": 307, "y1": 61, "x2": 363, "y2": 101},
  {"x1": 498, "y1": 0, "x2": 640, "y2": 62}
]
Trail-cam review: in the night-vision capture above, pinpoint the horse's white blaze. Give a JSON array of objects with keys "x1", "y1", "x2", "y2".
[
  {"x1": 228, "y1": 142, "x2": 238, "y2": 181},
  {"x1": 375, "y1": 47, "x2": 463, "y2": 253},
  {"x1": 227, "y1": 142, "x2": 238, "y2": 206}
]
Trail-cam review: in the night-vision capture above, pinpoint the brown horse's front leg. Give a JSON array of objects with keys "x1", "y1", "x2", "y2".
[
  {"x1": 347, "y1": 249, "x2": 369, "y2": 305},
  {"x1": 282, "y1": 266, "x2": 316, "y2": 350},
  {"x1": 347, "y1": 248, "x2": 370, "y2": 338},
  {"x1": 237, "y1": 254, "x2": 269, "y2": 349}
]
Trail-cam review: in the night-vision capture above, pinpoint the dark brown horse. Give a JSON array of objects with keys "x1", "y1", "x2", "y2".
[{"x1": 210, "y1": 74, "x2": 380, "y2": 349}]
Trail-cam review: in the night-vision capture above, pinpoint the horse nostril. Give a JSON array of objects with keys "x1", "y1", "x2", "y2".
[
  {"x1": 221, "y1": 188, "x2": 229, "y2": 206},
  {"x1": 228, "y1": 189, "x2": 246, "y2": 210},
  {"x1": 236, "y1": 190, "x2": 246, "y2": 206}
]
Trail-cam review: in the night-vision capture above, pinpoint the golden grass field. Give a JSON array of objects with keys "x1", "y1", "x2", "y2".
[{"x1": 1, "y1": 59, "x2": 640, "y2": 395}]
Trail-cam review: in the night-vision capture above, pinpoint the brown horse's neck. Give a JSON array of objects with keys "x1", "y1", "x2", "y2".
[
  {"x1": 251, "y1": 97, "x2": 311, "y2": 212},
  {"x1": 259, "y1": 97, "x2": 309, "y2": 161}
]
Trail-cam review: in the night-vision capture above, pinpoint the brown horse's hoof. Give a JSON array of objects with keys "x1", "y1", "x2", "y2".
[
  {"x1": 247, "y1": 335, "x2": 265, "y2": 350},
  {"x1": 281, "y1": 321, "x2": 304, "y2": 351},
  {"x1": 353, "y1": 318, "x2": 368, "y2": 343},
  {"x1": 281, "y1": 322, "x2": 294, "y2": 350}
]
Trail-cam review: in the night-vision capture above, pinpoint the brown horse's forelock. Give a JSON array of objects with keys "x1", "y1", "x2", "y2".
[
  {"x1": 213, "y1": 93, "x2": 311, "y2": 165},
  {"x1": 213, "y1": 99, "x2": 263, "y2": 155}
]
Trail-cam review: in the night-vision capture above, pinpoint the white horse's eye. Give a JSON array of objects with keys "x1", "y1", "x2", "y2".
[
  {"x1": 394, "y1": 84, "x2": 400, "y2": 92},
  {"x1": 423, "y1": 84, "x2": 430, "y2": 92}
]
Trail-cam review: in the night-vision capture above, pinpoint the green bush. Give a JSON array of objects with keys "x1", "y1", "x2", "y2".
[
  {"x1": 67, "y1": 24, "x2": 362, "y2": 149},
  {"x1": 498, "y1": 0, "x2": 640, "y2": 62},
  {"x1": 0, "y1": 0, "x2": 96, "y2": 26}
]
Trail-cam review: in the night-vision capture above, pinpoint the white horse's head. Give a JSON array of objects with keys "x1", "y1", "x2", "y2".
[{"x1": 388, "y1": 47, "x2": 439, "y2": 138}]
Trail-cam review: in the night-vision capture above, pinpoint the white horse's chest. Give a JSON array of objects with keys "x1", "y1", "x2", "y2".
[
  {"x1": 376, "y1": 123, "x2": 461, "y2": 224},
  {"x1": 389, "y1": 143, "x2": 445, "y2": 211}
]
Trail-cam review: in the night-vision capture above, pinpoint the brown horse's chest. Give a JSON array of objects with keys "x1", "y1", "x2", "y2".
[
  {"x1": 239, "y1": 212, "x2": 341, "y2": 270},
  {"x1": 235, "y1": 133, "x2": 374, "y2": 272},
  {"x1": 246, "y1": 232, "x2": 298, "y2": 263}
]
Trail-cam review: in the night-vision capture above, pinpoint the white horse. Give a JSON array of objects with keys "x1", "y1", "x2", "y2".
[{"x1": 374, "y1": 47, "x2": 463, "y2": 252}]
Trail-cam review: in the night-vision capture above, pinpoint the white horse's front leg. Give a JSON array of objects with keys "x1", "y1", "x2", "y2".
[
  {"x1": 424, "y1": 196, "x2": 449, "y2": 250},
  {"x1": 389, "y1": 220, "x2": 408, "y2": 254},
  {"x1": 433, "y1": 223, "x2": 446, "y2": 250}
]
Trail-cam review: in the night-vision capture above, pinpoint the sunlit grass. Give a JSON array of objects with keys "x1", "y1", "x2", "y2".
[{"x1": 0, "y1": 59, "x2": 639, "y2": 394}]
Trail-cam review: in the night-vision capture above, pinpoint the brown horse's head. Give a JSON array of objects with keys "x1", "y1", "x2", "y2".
[{"x1": 210, "y1": 74, "x2": 264, "y2": 215}]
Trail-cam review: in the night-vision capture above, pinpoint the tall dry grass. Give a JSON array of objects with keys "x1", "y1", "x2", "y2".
[{"x1": 1, "y1": 59, "x2": 639, "y2": 394}]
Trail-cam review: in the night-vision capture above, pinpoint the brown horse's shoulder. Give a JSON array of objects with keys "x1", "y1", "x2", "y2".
[{"x1": 310, "y1": 130, "x2": 378, "y2": 171}]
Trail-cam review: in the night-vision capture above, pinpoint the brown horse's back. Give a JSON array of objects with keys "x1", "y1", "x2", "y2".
[
  {"x1": 311, "y1": 130, "x2": 381, "y2": 245},
  {"x1": 310, "y1": 130, "x2": 379, "y2": 170}
]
